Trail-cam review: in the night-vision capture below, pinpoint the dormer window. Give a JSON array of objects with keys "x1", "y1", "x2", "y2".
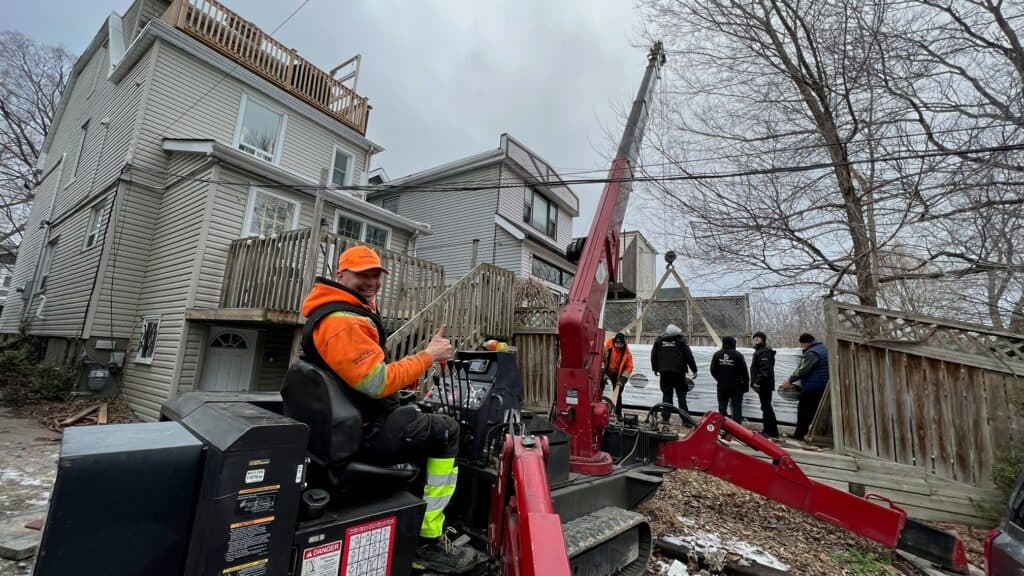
[{"x1": 234, "y1": 94, "x2": 286, "y2": 163}]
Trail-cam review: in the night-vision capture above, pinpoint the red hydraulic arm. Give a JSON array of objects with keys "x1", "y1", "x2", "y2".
[
  {"x1": 658, "y1": 412, "x2": 969, "y2": 574},
  {"x1": 554, "y1": 42, "x2": 667, "y2": 476},
  {"x1": 489, "y1": 433, "x2": 571, "y2": 576}
]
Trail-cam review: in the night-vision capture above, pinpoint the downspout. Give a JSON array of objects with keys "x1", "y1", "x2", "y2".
[
  {"x1": 491, "y1": 160, "x2": 504, "y2": 265},
  {"x1": 77, "y1": 119, "x2": 114, "y2": 338}
]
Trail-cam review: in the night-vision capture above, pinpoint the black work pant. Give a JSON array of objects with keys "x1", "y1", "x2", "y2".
[
  {"x1": 659, "y1": 372, "x2": 688, "y2": 421},
  {"x1": 793, "y1": 388, "x2": 825, "y2": 440},
  {"x1": 757, "y1": 385, "x2": 779, "y2": 437},
  {"x1": 358, "y1": 405, "x2": 460, "y2": 464},
  {"x1": 716, "y1": 387, "x2": 743, "y2": 423}
]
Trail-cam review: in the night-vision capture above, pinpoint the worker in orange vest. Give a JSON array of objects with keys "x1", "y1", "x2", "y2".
[{"x1": 604, "y1": 332, "x2": 634, "y2": 418}]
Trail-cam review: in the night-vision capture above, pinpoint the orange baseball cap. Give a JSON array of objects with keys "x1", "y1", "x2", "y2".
[{"x1": 338, "y1": 245, "x2": 389, "y2": 273}]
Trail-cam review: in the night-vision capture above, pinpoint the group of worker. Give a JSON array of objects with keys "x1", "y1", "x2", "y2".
[
  {"x1": 603, "y1": 327, "x2": 829, "y2": 441},
  {"x1": 303, "y1": 244, "x2": 833, "y2": 573}
]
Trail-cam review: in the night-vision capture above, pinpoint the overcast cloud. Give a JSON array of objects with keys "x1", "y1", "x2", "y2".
[{"x1": 7, "y1": 0, "x2": 655, "y2": 238}]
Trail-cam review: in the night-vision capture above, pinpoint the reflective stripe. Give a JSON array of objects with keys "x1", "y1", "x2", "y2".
[
  {"x1": 426, "y1": 472, "x2": 459, "y2": 487},
  {"x1": 420, "y1": 458, "x2": 457, "y2": 538},
  {"x1": 354, "y1": 362, "x2": 388, "y2": 397}
]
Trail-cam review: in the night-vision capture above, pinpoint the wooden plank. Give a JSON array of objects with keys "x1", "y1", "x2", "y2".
[
  {"x1": 97, "y1": 402, "x2": 108, "y2": 425},
  {"x1": 924, "y1": 357, "x2": 954, "y2": 479},
  {"x1": 825, "y1": 300, "x2": 844, "y2": 452},
  {"x1": 854, "y1": 342, "x2": 878, "y2": 456},
  {"x1": 839, "y1": 340, "x2": 860, "y2": 451},
  {"x1": 871, "y1": 347, "x2": 894, "y2": 461},
  {"x1": 944, "y1": 362, "x2": 972, "y2": 484},
  {"x1": 61, "y1": 404, "x2": 99, "y2": 426},
  {"x1": 905, "y1": 354, "x2": 932, "y2": 473},
  {"x1": 890, "y1": 351, "x2": 915, "y2": 468},
  {"x1": 968, "y1": 368, "x2": 994, "y2": 488}
]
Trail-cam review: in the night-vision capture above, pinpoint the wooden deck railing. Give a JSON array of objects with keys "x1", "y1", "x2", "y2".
[
  {"x1": 162, "y1": 0, "x2": 370, "y2": 134},
  {"x1": 386, "y1": 264, "x2": 516, "y2": 361},
  {"x1": 220, "y1": 229, "x2": 446, "y2": 323},
  {"x1": 220, "y1": 228, "x2": 312, "y2": 312}
]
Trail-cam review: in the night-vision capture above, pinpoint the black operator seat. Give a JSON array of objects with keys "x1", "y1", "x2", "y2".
[{"x1": 281, "y1": 359, "x2": 418, "y2": 493}]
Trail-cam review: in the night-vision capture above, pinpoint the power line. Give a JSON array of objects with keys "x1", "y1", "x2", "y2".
[
  {"x1": 156, "y1": 142, "x2": 1024, "y2": 194},
  {"x1": 154, "y1": 0, "x2": 313, "y2": 138}
]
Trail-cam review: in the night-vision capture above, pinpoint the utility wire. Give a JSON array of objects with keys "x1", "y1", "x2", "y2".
[{"x1": 154, "y1": 142, "x2": 1024, "y2": 194}]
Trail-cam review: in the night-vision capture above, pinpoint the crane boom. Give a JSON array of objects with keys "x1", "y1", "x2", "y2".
[{"x1": 554, "y1": 42, "x2": 666, "y2": 475}]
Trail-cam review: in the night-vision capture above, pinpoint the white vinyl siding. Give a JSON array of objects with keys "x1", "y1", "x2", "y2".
[
  {"x1": 242, "y1": 187, "x2": 300, "y2": 237},
  {"x1": 233, "y1": 93, "x2": 286, "y2": 164}
]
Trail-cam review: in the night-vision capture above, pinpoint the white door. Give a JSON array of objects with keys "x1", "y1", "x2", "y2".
[{"x1": 199, "y1": 328, "x2": 257, "y2": 392}]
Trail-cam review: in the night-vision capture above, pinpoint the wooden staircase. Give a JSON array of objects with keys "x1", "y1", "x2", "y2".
[{"x1": 386, "y1": 264, "x2": 516, "y2": 360}]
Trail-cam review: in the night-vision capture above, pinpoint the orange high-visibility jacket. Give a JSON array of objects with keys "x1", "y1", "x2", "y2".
[
  {"x1": 302, "y1": 280, "x2": 431, "y2": 398},
  {"x1": 603, "y1": 338, "x2": 634, "y2": 381}
]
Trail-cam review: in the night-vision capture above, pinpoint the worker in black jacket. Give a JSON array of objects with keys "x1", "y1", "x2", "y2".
[
  {"x1": 651, "y1": 324, "x2": 698, "y2": 424},
  {"x1": 710, "y1": 336, "x2": 749, "y2": 423},
  {"x1": 749, "y1": 331, "x2": 778, "y2": 438}
]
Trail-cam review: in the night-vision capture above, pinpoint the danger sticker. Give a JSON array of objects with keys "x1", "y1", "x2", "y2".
[
  {"x1": 566, "y1": 389, "x2": 579, "y2": 405},
  {"x1": 245, "y1": 469, "x2": 266, "y2": 484},
  {"x1": 301, "y1": 541, "x2": 341, "y2": 576}
]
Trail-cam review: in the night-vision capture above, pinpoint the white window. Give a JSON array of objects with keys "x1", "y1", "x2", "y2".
[
  {"x1": 73, "y1": 121, "x2": 90, "y2": 178},
  {"x1": 234, "y1": 94, "x2": 286, "y2": 164},
  {"x1": 381, "y1": 197, "x2": 399, "y2": 213},
  {"x1": 134, "y1": 315, "x2": 160, "y2": 364},
  {"x1": 37, "y1": 240, "x2": 56, "y2": 291},
  {"x1": 334, "y1": 211, "x2": 391, "y2": 250},
  {"x1": 330, "y1": 145, "x2": 355, "y2": 187},
  {"x1": 523, "y1": 188, "x2": 557, "y2": 237},
  {"x1": 84, "y1": 204, "x2": 104, "y2": 249},
  {"x1": 2, "y1": 275, "x2": 11, "y2": 288},
  {"x1": 242, "y1": 188, "x2": 300, "y2": 238}
]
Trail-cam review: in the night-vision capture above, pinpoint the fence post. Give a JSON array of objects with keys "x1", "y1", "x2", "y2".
[{"x1": 825, "y1": 298, "x2": 845, "y2": 453}]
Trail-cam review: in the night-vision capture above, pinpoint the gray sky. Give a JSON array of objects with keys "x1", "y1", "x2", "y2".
[
  {"x1": 8, "y1": 0, "x2": 724, "y2": 297},
  {"x1": 7, "y1": 0, "x2": 652, "y2": 239}
]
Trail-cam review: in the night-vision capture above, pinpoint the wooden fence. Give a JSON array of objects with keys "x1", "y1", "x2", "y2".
[
  {"x1": 386, "y1": 264, "x2": 515, "y2": 361},
  {"x1": 824, "y1": 300, "x2": 1024, "y2": 488},
  {"x1": 513, "y1": 307, "x2": 559, "y2": 410}
]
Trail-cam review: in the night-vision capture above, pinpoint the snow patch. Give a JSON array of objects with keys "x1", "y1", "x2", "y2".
[
  {"x1": 668, "y1": 518, "x2": 790, "y2": 572},
  {"x1": 666, "y1": 559, "x2": 689, "y2": 576},
  {"x1": 1, "y1": 468, "x2": 48, "y2": 486}
]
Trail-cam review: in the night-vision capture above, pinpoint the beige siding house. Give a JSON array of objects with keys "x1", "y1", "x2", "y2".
[
  {"x1": 369, "y1": 135, "x2": 579, "y2": 299},
  {"x1": 1, "y1": 0, "x2": 434, "y2": 419}
]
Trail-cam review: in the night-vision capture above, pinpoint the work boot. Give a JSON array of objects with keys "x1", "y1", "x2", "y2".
[{"x1": 412, "y1": 528, "x2": 482, "y2": 574}]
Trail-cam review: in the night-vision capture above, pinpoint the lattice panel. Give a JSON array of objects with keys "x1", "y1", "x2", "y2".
[
  {"x1": 835, "y1": 304, "x2": 1024, "y2": 375},
  {"x1": 514, "y1": 307, "x2": 559, "y2": 329}
]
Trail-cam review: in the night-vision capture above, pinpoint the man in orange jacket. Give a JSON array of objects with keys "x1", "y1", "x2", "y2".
[
  {"x1": 300, "y1": 245, "x2": 479, "y2": 573},
  {"x1": 604, "y1": 332, "x2": 634, "y2": 418}
]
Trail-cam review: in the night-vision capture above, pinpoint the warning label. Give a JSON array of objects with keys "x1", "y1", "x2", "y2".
[
  {"x1": 301, "y1": 541, "x2": 342, "y2": 576},
  {"x1": 236, "y1": 485, "x2": 279, "y2": 516},
  {"x1": 225, "y1": 516, "x2": 273, "y2": 563},
  {"x1": 222, "y1": 558, "x2": 269, "y2": 576},
  {"x1": 566, "y1": 389, "x2": 579, "y2": 405},
  {"x1": 341, "y1": 516, "x2": 396, "y2": 576}
]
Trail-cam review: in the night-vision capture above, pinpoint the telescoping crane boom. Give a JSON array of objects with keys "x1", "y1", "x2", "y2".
[{"x1": 541, "y1": 41, "x2": 969, "y2": 573}]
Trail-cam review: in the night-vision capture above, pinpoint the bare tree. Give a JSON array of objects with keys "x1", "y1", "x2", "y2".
[
  {"x1": 636, "y1": 0, "x2": 1024, "y2": 330},
  {"x1": 0, "y1": 31, "x2": 74, "y2": 254}
]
